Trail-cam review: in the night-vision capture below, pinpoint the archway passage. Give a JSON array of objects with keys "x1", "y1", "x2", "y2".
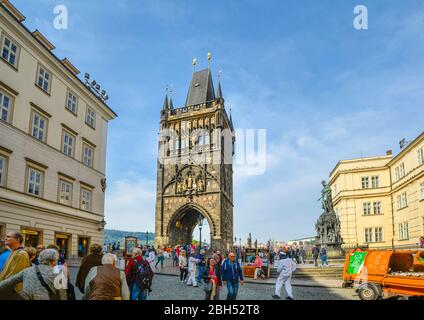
[{"x1": 168, "y1": 206, "x2": 211, "y2": 247}]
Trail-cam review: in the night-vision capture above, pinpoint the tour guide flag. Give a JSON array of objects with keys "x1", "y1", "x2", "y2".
[{"x1": 347, "y1": 251, "x2": 368, "y2": 275}]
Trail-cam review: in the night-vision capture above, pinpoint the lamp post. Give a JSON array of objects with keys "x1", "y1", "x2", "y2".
[
  {"x1": 197, "y1": 216, "x2": 204, "y2": 249},
  {"x1": 146, "y1": 231, "x2": 149, "y2": 246}
]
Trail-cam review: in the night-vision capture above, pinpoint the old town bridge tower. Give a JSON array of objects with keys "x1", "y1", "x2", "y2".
[{"x1": 154, "y1": 66, "x2": 235, "y2": 251}]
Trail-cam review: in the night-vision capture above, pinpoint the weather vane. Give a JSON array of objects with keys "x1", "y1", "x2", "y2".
[
  {"x1": 192, "y1": 58, "x2": 197, "y2": 72},
  {"x1": 207, "y1": 52, "x2": 212, "y2": 69}
]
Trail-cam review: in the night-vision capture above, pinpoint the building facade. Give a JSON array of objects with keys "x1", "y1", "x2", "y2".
[
  {"x1": 155, "y1": 66, "x2": 235, "y2": 250},
  {"x1": 0, "y1": 1, "x2": 117, "y2": 258},
  {"x1": 329, "y1": 132, "x2": 424, "y2": 250}
]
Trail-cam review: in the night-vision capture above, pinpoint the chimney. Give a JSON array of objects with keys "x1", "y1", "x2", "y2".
[{"x1": 386, "y1": 150, "x2": 393, "y2": 156}]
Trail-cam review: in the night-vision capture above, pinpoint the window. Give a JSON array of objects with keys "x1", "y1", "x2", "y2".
[
  {"x1": 31, "y1": 112, "x2": 47, "y2": 142},
  {"x1": 81, "y1": 188, "x2": 92, "y2": 211},
  {"x1": 361, "y1": 177, "x2": 369, "y2": 189},
  {"x1": 0, "y1": 156, "x2": 6, "y2": 186},
  {"x1": 418, "y1": 147, "x2": 424, "y2": 165},
  {"x1": 397, "y1": 192, "x2": 408, "y2": 209},
  {"x1": 363, "y1": 202, "x2": 372, "y2": 215},
  {"x1": 421, "y1": 182, "x2": 424, "y2": 200},
  {"x1": 0, "y1": 90, "x2": 11, "y2": 122},
  {"x1": 36, "y1": 65, "x2": 51, "y2": 93},
  {"x1": 62, "y1": 131, "x2": 76, "y2": 157},
  {"x1": 1, "y1": 35, "x2": 19, "y2": 67},
  {"x1": 86, "y1": 107, "x2": 96, "y2": 128},
  {"x1": 365, "y1": 228, "x2": 373, "y2": 243},
  {"x1": 373, "y1": 202, "x2": 382, "y2": 215},
  {"x1": 58, "y1": 180, "x2": 72, "y2": 206},
  {"x1": 334, "y1": 184, "x2": 338, "y2": 195},
  {"x1": 27, "y1": 167, "x2": 43, "y2": 196},
  {"x1": 399, "y1": 222, "x2": 409, "y2": 240},
  {"x1": 66, "y1": 90, "x2": 78, "y2": 114},
  {"x1": 83, "y1": 144, "x2": 94, "y2": 168},
  {"x1": 371, "y1": 176, "x2": 380, "y2": 188},
  {"x1": 365, "y1": 227, "x2": 383, "y2": 243},
  {"x1": 374, "y1": 227, "x2": 383, "y2": 242},
  {"x1": 395, "y1": 163, "x2": 406, "y2": 181}
]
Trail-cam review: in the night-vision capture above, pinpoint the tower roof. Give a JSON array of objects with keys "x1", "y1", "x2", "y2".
[
  {"x1": 216, "y1": 80, "x2": 223, "y2": 100},
  {"x1": 185, "y1": 68, "x2": 215, "y2": 107},
  {"x1": 162, "y1": 92, "x2": 169, "y2": 110}
]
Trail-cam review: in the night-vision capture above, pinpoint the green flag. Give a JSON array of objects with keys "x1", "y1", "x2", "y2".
[{"x1": 347, "y1": 251, "x2": 368, "y2": 275}]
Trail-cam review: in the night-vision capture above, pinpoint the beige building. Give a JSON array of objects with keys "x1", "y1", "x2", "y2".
[
  {"x1": 330, "y1": 132, "x2": 424, "y2": 250},
  {"x1": 0, "y1": 1, "x2": 117, "y2": 258}
]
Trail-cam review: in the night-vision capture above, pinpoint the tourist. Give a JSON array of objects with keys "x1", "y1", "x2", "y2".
[
  {"x1": 186, "y1": 252, "x2": 200, "y2": 287},
  {"x1": 221, "y1": 251, "x2": 244, "y2": 300},
  {"x1": 83, "y1": 253, "x2": 129, "y2": 300},
  {"x1": 75, "y1": 244, "x2": 104, "y2": 293},
  {"x1": 147, "y1": 247, "x2": 156, "y2": 271},
  {"x1": 24, "y1": 247, "x2": 37, "y2": 265},
  {"x1": 33, "y1": 244, "x2": 45, "y2": 266},
  {"x1": 203, "y1": 257, "x2": 222, "y2": 300},
  {"x1": 419, "y1": 236, "x2": 424, "y2": 248},
  {"x1": 253, "y1": 254, "x2": 263, "y2": 280},
  {"x1": 112, "y1": 243, "x2": 116, "y2": 253},
  {"x1": 269, "y1": 250, "x2": 275, "y2": 267},
  {"x1": 0, "y1": 239, "x2": 11, "y2": 273},
  {"x1": 178, "y1": 250, "x2": 188, "y2": 283},
  {"x1": 298, "y1": 247, "x2": 306, "y2": 265},
  {"x1": 0, "y1": 248, "x2": 68, "y2": 300},
  {"x1": 215, "y1": 250, "x2": 223, "y2": 266},
  {"x1": 125, "y1": 247, "x2": 153, "y2": 300},
  {"x1": 272, "y1": 247, "x2": 296, "y2": 300},
  {"x1": 312, "y1": 245, "x2": 320, "y2": 267},
  {"x1": 196, "y1": 249, "x2": 206, "y2": 284},
  {"x1": 320, "y1": 246, "x2": 329, "y2": 268},
  {"x1": 172, "y1": 246, "x2": 179, "y2": 267},
  {"x1": 102, "y1": 243, "x2": 108, "y2": 254},
  {"x1": 155, "y1": 247, "x2": 165, "y2": 270},
  {"x1": 46, "y1": 244, "x2": 75, "y2": 300},
  {"x1": 0, "y1": 232, "x2": 30, "y2": 299}
]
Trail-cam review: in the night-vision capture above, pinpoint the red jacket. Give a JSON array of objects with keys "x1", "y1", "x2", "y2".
[{"x1": 125, "y1": 256, "x2": 153, "y2": 286}]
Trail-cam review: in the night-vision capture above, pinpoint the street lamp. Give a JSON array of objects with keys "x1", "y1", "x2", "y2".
[
  {"x1": 197, "y1": 216, "x2": 204, "y2": 248},
  {"x1": 146, "y1": 231, "x2": 149, "y2": 246}
]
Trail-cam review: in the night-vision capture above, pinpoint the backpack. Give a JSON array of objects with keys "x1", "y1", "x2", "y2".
[{"x1": 134, "y1": 260, "x2": 152, "y2": 291}]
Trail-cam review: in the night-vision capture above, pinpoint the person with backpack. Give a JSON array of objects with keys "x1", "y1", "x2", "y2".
[
  {"x1": 221, "y1": 251, "x2": 244, "y2": 300},
  {"x1": 125, "y1": 247, "x2": 153, "y2": 300},
  {"x1": 272, "y1": 248, "x2": 296, "y2": 300}
]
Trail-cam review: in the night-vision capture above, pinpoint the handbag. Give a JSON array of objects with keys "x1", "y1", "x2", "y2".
[{"x1": 203, "y1": 281, "x2": 212, "y2": 293}]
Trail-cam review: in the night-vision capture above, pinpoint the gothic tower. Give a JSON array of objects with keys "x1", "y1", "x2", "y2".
[{"x1": 154, "y1": 67, "x2": 235, "y2": 251}]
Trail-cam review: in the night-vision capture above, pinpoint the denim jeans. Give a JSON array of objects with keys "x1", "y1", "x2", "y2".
[
  {"x1": 131, "y1": 283, "x2": 148, "y2": 300},
  {"x1": 197, "y1": 265, "x2": 205, "y2": 284},
  {"x1": 226, "y1": 281, "x2": 239, "y2": 300}
]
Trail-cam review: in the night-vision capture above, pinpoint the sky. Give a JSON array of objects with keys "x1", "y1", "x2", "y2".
[{"x1": 12, "y1": 0, "x2": 424, "y2": 244}]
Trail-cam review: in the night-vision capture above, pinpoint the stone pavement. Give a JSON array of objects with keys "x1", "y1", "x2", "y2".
[{"x1": 151, "y1": 259, "x2": 344, "y2": 288}]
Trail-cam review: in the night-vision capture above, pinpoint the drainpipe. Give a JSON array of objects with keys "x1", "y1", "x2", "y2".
[{"x1": 389, "y1": 166, "x2": 395, "y2": 250}]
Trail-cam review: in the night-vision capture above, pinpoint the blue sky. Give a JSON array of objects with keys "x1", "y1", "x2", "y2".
[{"x1": 13, "y1": 0, "x2": 424, "y2": 243}]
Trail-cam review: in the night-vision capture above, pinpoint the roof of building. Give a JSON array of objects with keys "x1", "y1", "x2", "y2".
[{"x1": 185, "y1": 68, "x2": 216, "y2": 107}]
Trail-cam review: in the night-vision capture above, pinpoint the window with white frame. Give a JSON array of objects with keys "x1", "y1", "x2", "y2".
[
  {"x1": 374, "y1": 227, "x2": 383, "y2": 242},
  {"x1": 363, "y1": 202, "x2": 372, "y2": 215},
  {"x1": 62, "y1": 131, "x2": 75, "y2": 157},
  {"x1": 83, "y1": 144, "x2": 94, "y2": 168},
  {"x1": 66, "y1": 90, "x2": 78, "y2": 114},
  {"x1": 81, "y1": 188, "x2": 92, "y2": 211},
  {"x1": 0, "y1": 156, "x2": 6, "y2": 186},
  {"x1": 373, "y1": 201, "x2": 382, "y2": 215},
  {"x1": 397, "y1": 192, "x2": 408, "y2": 209},
  {"x1": 399, "y1": 222, "x2": 409, "y2": 240},
  {"x1": 86, "y1": 107, "x2": 96, "y2": 128},
  {"x1": 365, "y1": 228, "x2": 373, "y2": 243},
  {"x1": 371, "y1": 176, "x2": 380, "y2": 188},
  {"x1": 418, "y1": 147, "x2": 424, "y2": 165},
  {"x1": 58, "y1": 180, "x2": 72, "y2": 206},
  {"x1": 395, "y1": 163, "x2": 406, "y2": 181},
  {"x1": 31, "y1": 112, "x2": 47, "y2": 142},
  {"x1": 0, "y1": 90, "x2": 12, "y2": 122},
  {"x1": 420, "y1": 182, "x2": 424, "y2": 200},
  {"x1": 27, "y1": 167, "x2": 43, "y2": 196},
  {"x1": 36, "y1": 65, "x2": 51, "y2": 93},
  {"x1": 361, "y1": 177, "x2": 369, "y2": 189},
  {"x1": 1, "y1": 35, "x2": 19, "y2": 67}
]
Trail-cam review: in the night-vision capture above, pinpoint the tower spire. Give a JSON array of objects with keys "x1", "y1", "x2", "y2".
[
  {"x1": 169, "y1": 85, "x2": 174, "y2": 110},
  {"x1": 162, "y1": 85, "x2": 169, "y2": 110},
  {"x1": 216, "y1": 70, "x2": 223, "y2": 100}
]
